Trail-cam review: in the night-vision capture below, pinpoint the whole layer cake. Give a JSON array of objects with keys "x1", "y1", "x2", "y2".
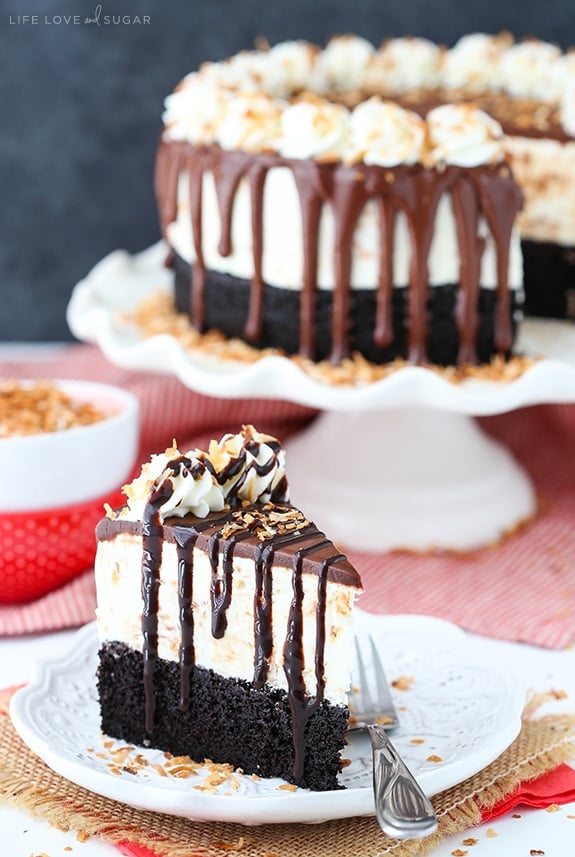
[
  {"x1": 95, "y1": 426, "x2": 363, "y2": 791},
  {"x1": 157, "y1": 37, "x2": 529, "y2": 367}
]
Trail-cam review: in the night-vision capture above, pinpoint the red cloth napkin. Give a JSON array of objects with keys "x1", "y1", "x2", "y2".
[
  {"x1": 118, "y1": 847, "x2": 159, "y2": 857},
  {"x1": 479, "y1": 763, "x2": 575, "y2": 821},
  {"x1": 2, "y1": 343, "x2": 575, "y2": 649},
  {"x1": 112, "y1": 765, "x2": 575, "y2": 856}
]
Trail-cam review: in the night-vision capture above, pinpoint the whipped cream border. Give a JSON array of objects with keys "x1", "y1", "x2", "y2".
[{"x1": 162, "y1": 33, "x2": 575, "y2": 158}]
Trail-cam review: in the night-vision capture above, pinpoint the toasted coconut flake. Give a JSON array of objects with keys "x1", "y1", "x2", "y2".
[
  {"x1": 0, "y1": 380, "x2": 109, "y2": 437},
  {"x1": 124, "y1": 290, "x2": 537, "y2": 388},
  {"x1": 392, "y1": 675, "x2": 415, "y2": 691}
]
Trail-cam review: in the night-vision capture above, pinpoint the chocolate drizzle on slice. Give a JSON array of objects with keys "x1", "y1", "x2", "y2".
[
  {"x1": 175, "y1": 513, "x2": 236, "y2": 707},
  {"x1": 155, "y1": 139, "x2": 523, "y2": 365},
  {"x1": 252, "y1": 524, "x2": 321, "y2": 689},
  {"x1": 253, "y1": 541, "x2": 275, "y2": 689},
  {"x1": 176, "y1": 537, "x2": 195, "y2": 711},
  {"x1": 140, "y1": 479, "x2": 174, "y2": 735},
  {"x1": 284, "y1": 540, "x2": 346, "y2": 779},
  {"x1": 101, "y1": 495, "x2": 355, "y2": 784}
]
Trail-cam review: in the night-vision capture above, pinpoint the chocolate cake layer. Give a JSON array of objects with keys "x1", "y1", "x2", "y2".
[
  {"x1": 172, "y1": 253, "x2": 522, "y2": 366},
  {"x1": 98, "y1": 641, "x2": 349, "y2": 791},
  {"x1": 522, "y1": 239, "x2": 575, "y2": 319}
]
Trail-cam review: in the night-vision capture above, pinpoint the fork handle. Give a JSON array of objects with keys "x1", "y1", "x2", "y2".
[{"x1": 368, "y1": 725, "x2": 438, "y2": 840}]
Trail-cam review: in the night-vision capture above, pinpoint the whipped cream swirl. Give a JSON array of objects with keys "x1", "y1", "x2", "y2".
[
  {"x1": 122, "y1": 447, "x2": 225, "y2": 521},
  {"x1": 119, "y1": 426, "x2": 289, "y2": 523},
  {"x1": 547, "y1": 52, "x2": 575, "y2": 107},
  {"x1": 201, "y1": 51, "x2": 268, "y2": 93},
  {"x1": 162, "y1": 74, "x2": 231, "y2": 144},
  {"x1": 312, "y1": 34, "x2": 374, "y2": 92},
  {"x1": 264, "y1": 40, "x2": 319, "y2": 97},
  {"x1": 216, "y1": 93, "x2": 283, "y2": 153},
  {"x1": 426, "y1": 104, "x2": 504, "y2": 167},
  {"x1": 499, "y1": 39, "x2": 562, "y2": 101},
  {"x1": 347, "y1": 98, "x2": 425, "y2": 166},
  {"x1": 278, "y1": 97, "x2": 350, "y2": 160},
  {"x1": 441, "y1": 33, "x2": 511, "y2": 92},
  {"x1": 365, "y1": 37, "x2": 442, "y2": 93},
  {"x1": 205, "y1": 425, "x2": 289, "y2": 505}
]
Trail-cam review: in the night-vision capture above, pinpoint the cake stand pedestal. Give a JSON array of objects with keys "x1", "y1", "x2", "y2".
[
  {"x1": 67, "y1": 242, "x2": 575, "y2": 552},
  {"x1": 285, "y1": 407, "x2": 535, "y2": 552}
]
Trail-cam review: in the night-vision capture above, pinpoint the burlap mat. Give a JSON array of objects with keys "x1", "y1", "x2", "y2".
[{"x1": 0, "y1": 688, "x2": 574, "y2": 857}]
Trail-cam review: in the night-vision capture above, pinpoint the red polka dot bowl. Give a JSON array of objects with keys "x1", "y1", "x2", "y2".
[{"x1": 0, "y1": 380, "x2": 139, "y2": 603}]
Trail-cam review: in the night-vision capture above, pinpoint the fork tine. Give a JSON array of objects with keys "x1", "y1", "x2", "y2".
[
  {"x1": 351, "y1": 635, "x2": 400, "y2": 730},
  {"x1": 369, "y1": 635, "x2": 399, "y2": 729},
  {"x1": 351, "y1": 635, "x2": 437, "y2": 838},
  {"x1": 354, "y1": 635, "x2": 374, "y2": 714},
  {"x1": 369, "y1": 636, "x2": 400, "y2": 728}
]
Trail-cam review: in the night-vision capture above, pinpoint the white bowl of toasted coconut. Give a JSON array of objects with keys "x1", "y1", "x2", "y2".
[{"x1": 0, "y1": 379, "x2": 139, "y2": 602}]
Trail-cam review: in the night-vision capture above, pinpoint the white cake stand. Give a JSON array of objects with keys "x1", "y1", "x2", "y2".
[{"x1": 67, "y1": 242, "x2": 575, "y2": 552}]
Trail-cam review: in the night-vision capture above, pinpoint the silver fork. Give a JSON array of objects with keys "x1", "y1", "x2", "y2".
[{"x1": 349, "y1": 636, "x2": 438, "y2": 840}]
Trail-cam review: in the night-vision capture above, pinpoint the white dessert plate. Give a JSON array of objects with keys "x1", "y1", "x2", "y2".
[
  {"x1": 10, "y1": 612, "x2": 525, "y2": 825},
  {"x1": 66, "y1": 241, "x2": 575, "y2": 414}
]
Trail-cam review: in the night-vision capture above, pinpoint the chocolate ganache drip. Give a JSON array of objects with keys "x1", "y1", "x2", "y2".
[
  {"x1": 155, "y1": 139, "x2": 523, "y2": 365},
  {"x1": 284, "y1": 540, "x2": 345, "y2": 780},
  {"x1": 140, "y1": 478, "x2": 175, "y2": 735},
  {"x1": 175, "y1": 535, "x2": 195, "y2": 711},
  {"x1": 174, "y1": 512, "x2": 236, "y2": 708}
]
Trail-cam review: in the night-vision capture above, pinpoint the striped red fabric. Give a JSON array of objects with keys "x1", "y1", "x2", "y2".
[
  {"x1": 0, "y1": 570, "x2": 96, "y2": 635},
  {"x1": 1, "y1": 343, "x2": 574, "y2": 648},
  {"x1": 352, "y1": 403, "x2": 575, "y2": 648}
]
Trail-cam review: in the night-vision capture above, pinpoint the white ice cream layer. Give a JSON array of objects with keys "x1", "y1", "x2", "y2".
[
  {"x1": 95, "y1": 533, "x2": 358, "y2": 706},
  {"x1": 505, "y1": 136, "x2": 575, "y2": 245},
  {"x1": 166, "y1": 166, "x2": 523, "y2": 290}
]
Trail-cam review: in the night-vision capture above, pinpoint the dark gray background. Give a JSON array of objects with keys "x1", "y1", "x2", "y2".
[{"x1": 2, "y1": 0, "x2": 574, "y2": 341}]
